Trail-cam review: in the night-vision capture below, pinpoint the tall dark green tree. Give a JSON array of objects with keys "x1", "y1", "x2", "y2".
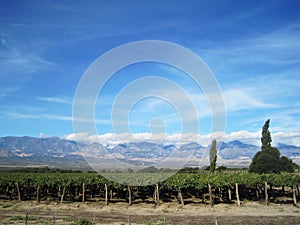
[
  {"x1": 209, "y1": 139, "x2": 217, "y2": 174},
  {"x1": 261, "y1": 119, "x2": 272, "y2": 149},
  {"x1": 249, "y1": 119, "x2": 296, "y2": 173}
]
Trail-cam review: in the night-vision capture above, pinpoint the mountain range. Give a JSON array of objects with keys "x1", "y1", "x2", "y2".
[{"x1": 0, "y1": 136, "x2": 299, "y2": 170}]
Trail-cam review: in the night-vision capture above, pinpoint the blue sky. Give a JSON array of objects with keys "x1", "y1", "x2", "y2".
[{"x1": 0, "y1": 0, "x2": 300, "y2": 145}]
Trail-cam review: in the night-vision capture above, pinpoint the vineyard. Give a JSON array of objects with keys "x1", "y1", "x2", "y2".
[{"x1": 0, "y1": 172, "x2": 299, "y2": 208}]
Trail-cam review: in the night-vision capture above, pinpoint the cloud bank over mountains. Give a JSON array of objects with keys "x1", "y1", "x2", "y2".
[{"x1": 63, "y1": 131, "x2": 300, "y2": 148}]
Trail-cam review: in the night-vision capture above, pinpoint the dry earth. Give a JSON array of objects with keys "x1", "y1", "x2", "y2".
[{"x1": 0, "y1": 200, "x2": 300, "y2": 224}]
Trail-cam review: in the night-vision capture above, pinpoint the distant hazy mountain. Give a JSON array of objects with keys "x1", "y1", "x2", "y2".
[
  {"x1": 0, "y1": 136, "x2": 299, "y2": 170},
  {"x1": 0, "y1": 136, "x2": 90, "y2": 170},
  {"x1": 276, "y1": 143, "x2": 300, "y2": 157},
  {"x1": 218, "y1": 140, "x2": 259, "y2": 159},
  {"x1": 110, "y1": 142, "x2": 170, "y2": 158}
]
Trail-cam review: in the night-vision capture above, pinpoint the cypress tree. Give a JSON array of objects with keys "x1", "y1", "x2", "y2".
[
  {"x1": 261, "y1": 119, "x2": 272, "y2": 150},
  {"x1": 210, "y1": 139, "x2": 217, "y2": 174}
]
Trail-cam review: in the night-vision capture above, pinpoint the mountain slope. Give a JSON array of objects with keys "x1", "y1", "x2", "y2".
[{"x1": 0, "y1": 136, "x2": 299, "y2": 170}]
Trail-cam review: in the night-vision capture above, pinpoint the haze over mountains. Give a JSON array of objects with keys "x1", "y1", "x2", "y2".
[{"x1": 0, "y1": 136, "x2": 299, "y2": 170}]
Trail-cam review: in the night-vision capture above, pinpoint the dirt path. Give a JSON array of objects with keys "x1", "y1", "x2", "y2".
[{"x1": 0, "y1": 201, "x2": 300, "y2": 224}]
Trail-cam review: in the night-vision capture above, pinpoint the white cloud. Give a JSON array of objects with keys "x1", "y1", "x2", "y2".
[
  {"x1": 220, "y1": 131, "x2": 261, "y2": 146},
  {"x1": 63, "y1": 130, "x2": 300, "y2": 147},
  {"x1": 0, "y1": 41, "x2": 55, "y2": 74},
  {"x1": 36, "y1": 96, "x2": 72, "y2": 104},
  {"x1": 0, "y1": 34, "x2": 56, "y2": 99},
  {"x1": 94, "y1": 78, "x2": 289, "y2": 135},
  {"x1": 223, "y1": 88, "x2": 278, "y2": 111},
  {"x1": 7, "y1": 112, "x2": 73, "y2": 121},
  {"x1": 197, "y1": 25, "x2": 300, "y2": 67},
  {"x1": 0, "y1": 87, "x2": 19, "y2": 98},
  {"x1": 272, "y1": 131, "x2": 300, "y2": 146},
  {"x1": 6, "y1": 112, "x2": 111, "y2": 125}
]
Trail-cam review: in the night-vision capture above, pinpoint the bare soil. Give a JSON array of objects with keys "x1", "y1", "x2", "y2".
[{"x1": 0, "y1": 200, "x2": 299, "y2": 224}]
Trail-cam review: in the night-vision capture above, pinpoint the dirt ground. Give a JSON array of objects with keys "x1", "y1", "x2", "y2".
[{"x1": 0, "y1": 200, "x2": 300, "y2": 225}]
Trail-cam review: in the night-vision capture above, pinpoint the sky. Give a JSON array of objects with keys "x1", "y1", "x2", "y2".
[{"x1": 0, "y1": 0, "x2": 300, "y2": 146}]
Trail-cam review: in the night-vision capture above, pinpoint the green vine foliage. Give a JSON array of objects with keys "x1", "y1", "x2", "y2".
[{"x1": 0, "y1": 172, "x2": 299, "y2": 201}]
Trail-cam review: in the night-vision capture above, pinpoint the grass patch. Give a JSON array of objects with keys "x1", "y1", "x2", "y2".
[
  {"x1": 9, "y1": 215, "x2": 23, "y2": 221},
  {"x1": 1, "y1": 203, "x2": 13, "y2": 208},
  {"x1": 110, "y1": 209, "x2": 116, "y2": 214},
  {"x1": 75, "y1": 218, "x2": 93, "y2": 225},
  {"x1": 28, "y1": 216, "x2": 38, "y2": 221},
  {"x1": 59, "y1": 207, "x2": 73, "y2": 211}
]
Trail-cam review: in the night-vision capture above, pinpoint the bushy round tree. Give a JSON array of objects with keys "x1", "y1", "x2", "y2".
[{"x1": 249, "y1": 119, "x2": 296, "y2": 173}]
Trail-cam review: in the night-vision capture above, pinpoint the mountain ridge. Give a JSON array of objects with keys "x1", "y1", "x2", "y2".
[{"x1": 0, "y1": 136, "x2": 299, "y2": 170}]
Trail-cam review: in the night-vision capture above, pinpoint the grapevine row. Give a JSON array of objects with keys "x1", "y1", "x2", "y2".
[{"x1": 0, "y1": 172, "x2": 299, "y2": 206}]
